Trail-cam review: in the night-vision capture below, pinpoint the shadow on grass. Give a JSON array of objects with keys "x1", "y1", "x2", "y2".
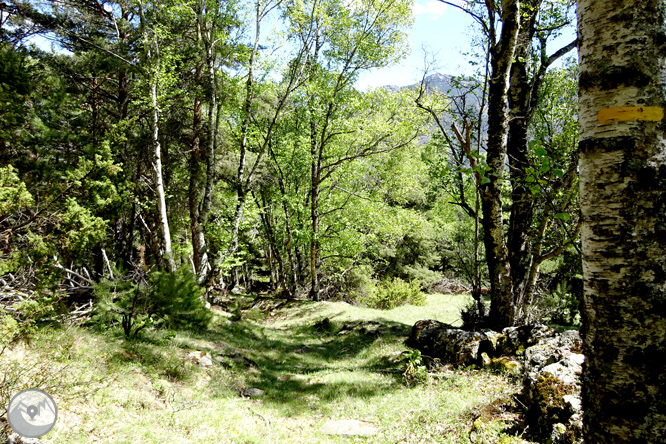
[{"x1": 102, "y1": 298, "x2": 424, "y2": 415}]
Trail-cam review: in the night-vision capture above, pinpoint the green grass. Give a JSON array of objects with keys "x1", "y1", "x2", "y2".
[{"x1": 1, "y1": 293, "x2": 528, "y2": 443}]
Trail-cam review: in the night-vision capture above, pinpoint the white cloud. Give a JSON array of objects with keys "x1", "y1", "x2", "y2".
[{"x1": 412, "y1": 1, "x2": 448, "y2": 18}]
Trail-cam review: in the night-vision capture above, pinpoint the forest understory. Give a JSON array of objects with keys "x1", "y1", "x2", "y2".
[{"x1": 0, "y1": 292, "x2": 540, "y2": 444}]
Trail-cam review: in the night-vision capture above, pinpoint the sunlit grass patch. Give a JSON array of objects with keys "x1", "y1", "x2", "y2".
[{"x1": 1, "y1": 293, "x2": 528, "y2": 443}]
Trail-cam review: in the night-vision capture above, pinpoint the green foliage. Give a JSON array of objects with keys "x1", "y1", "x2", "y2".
[
  {"x1": 362, "y1": 277, "x2": 425, "y2": 310},
  {"x1": 0, "y1": 43, "x2": 31, "y2": 143},
  {"x1": 147, "y1": 268, "x2": 212, "y2": 330},
  {"x1": 460, "y1": 300, "x2": 484, "y2": 331},
  {"x1": 0, "y1": 165, "x2": 33, "y2": 215},
  {"x1": 94, "y1": 268, "x2": 212, "y2": 339},
  {"x1": 402, "y1": 349, "x2": 428, "y2": 386},
  {"x1": 542, "y1": 282, "x2": 579, "y2": 326},
  {"x1": 0, "y1": 315, "x2": 20, "y2": 348}
]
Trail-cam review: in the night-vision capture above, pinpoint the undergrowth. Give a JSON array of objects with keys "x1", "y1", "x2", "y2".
[{"x1": 0, "y1": 293, "x2": 528, "y2": 443}]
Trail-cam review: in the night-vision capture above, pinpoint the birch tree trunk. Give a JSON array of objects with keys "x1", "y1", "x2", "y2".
[
  {"x1": 138, "y1": 0, "x2": 176, "y2": 272},
  {"x1": 195, "y1": 14, "x2": 218, "y2": 283},
  {"x1": 150, "y1": 59, "x2": 176, "y2": 272},
  {"x1": 578, "y1": 0, "x2": 666, "y2": 441}
]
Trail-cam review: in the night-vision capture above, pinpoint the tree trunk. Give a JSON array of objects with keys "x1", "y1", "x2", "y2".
[
  {"x1": 151, "y1": 61, "x2": 176, "y2": 272},
  {"x1": 195, "y1": 26, "x2": 218, "y2": 282},
  {"x1": 506, "y1": 5, "x2": 538, "y2": 321},
  {"x1": 138, "y1": 0, "x2": 175, "y2": 272},
  {"x1": 309, "y1": 129, "x2": 321, "y2": 301},
  {"x1": 226, "y1": 0, "x2": 260, "y2": 262},
  {"x1": 189, "y1": 93, "x2": 203, "y2": 273},
  {"x1": 578, "y1": 0, "x2": 666, "y2": 441},
  {"x1": 481, "y1": 0, "x2": 521, "y2": 329}
]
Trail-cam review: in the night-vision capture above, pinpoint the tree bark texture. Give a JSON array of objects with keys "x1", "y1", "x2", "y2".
[
  {"x1": 506, "y1": 1, "x2": 539, "y2": 321},
  {"x1": 482, "y1": 0, "x2": 521, "y2": 329},
  {"x1": 578, "y1": 0, "x2": 666, "y2": 441},
  {"x1": 149, "y1": 50, "x2": 176, "y2": 272}
]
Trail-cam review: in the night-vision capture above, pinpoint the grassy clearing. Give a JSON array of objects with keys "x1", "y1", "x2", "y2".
[{"x1": 1, "y1": 293, "x2": 527, "y2": 443}]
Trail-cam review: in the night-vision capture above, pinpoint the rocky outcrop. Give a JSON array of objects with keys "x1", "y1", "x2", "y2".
[
  {"x1": 407, "y1": 320, "x2": 556, "y2": 365},
  {"x1": 407, "y1": 320, "x2": 583, "y2": 443},
  {"x1": 523, "y1": 330, "x2": 584, "y2": 444},
  {"x1": 406, "y1": 320, "x2": 495, "y2": 366}
]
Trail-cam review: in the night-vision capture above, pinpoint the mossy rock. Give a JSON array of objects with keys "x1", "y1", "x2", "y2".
[{"x1": 490, "y1": 356, "x2": 523, "y2": 374}]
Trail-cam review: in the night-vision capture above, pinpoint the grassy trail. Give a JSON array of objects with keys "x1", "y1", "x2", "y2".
[{"x1": 1, "y1": 294, "x2": 523, "y2": 443}]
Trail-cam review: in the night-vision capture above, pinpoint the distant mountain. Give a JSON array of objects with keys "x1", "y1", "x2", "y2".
[
  {"x1": 384, "y1": 72, "x2": 486, "y2": 146},
  {"x1": 385, "y1": 72, "x2": 481, "y2": 98}
]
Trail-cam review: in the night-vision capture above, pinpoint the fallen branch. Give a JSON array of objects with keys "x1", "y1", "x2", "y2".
[
  {"x1": 101, "y1": 248, "x2": 114, "y2": 280},
  {"x1": 54, "y1": 264, "x2": 94, "y2": 286},
  {"x1": 246, "y1": 406, "x2": 270, "y2": 428}
]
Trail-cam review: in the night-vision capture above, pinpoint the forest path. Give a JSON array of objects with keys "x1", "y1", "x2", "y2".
[{"x1": 6, "y1": 293, "x2": 524, "y2": 443}]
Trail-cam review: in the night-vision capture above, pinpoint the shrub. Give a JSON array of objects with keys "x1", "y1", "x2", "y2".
[
  {"x1": 403, "y1": 264, "x2": 443, "y2": 290},
  {"x1": 147, "y1": 268, "x2": 212, "y2": 330},
  {"x1": 402, "y1": 349, "x2": 428, "y2": 386},
  {"x1": 460, "y1": 300, "x2": 484, "y2": 331},
  {"x1": 0, "y1": 314, "x2": 19, "y2": 348},
  {"x1": 93, "y1": 267, "x2": 212, "y2": 339},
  {"x1": 363, "y1": 277, "x2": 426, "y2": 310},
  {"x1": 543, "y1": 282, "x2": 579, "y2": 326}
]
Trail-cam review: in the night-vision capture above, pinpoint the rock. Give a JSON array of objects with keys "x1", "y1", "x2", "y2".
[
  {"x1": 497, "y1": 324, "x2": 556, "y2": 356},
  {"x1": 186, "y1": 350, "x2": 214, "y2": 367},
  {"x1": 198, "y1": 354, "x2": 213, "y2": 367},
  {"x1": 314, "y1": 317, "x2": 331, "y2": 332},
  {"x1": 481, "y1": 329, "x2": 504, "y2": 349},
  {"x1": 523, "y1": 331, "x2": 584, "y2": 444},
  {"x1": 320, "y1": 419, "x2": 379, "y2": 436},
  {"x1": 551, "y1": 423, "x2": 567, "y2": 443},
  {"x1": 562, "y1": 395, "x2": 581, "y2": 413},
  {"x1": 407, "y1": 321, "x2": 494, "y2": 366},
  {"x1": 230, "y1": 286, "x2": 245, "y2": 295},
  {"x1": 406, "y1": 320, "x2": 455, "y2": 347},
  {"x1": 524, "y1": 332, "x2": 583, "y2": 383},
  {"x1": 489, "y1": 356, "x2": 523, "y2": 374},
  {"x1": 7, "y1": 434, "x2": 43, "y2": 444},
  {"x1": 242, "y1": 387, "x2": 265, "y2": 398}
]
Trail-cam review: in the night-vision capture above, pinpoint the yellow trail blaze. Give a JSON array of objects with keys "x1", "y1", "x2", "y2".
[{"x1": 597, "y1": 106, "x2": 664, "y2": 124}]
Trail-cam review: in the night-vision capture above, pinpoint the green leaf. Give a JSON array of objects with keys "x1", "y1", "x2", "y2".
[
  {"x1": 481, "y1": 176, "x2": 490, "y2": 185},
  {"x1": 553, "y1": 169, "x2": 564, "y2": 178},
  {"x1": 554, "y1": 213, "x2": 571, "y2": 222},
  {"x1": 535, "y1": 147, "x2": 547, "y2": 157}
]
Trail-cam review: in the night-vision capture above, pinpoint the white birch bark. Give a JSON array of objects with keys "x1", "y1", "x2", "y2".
[{"x1": 578, "y1": 0, "x2": 666, "y2": 440}]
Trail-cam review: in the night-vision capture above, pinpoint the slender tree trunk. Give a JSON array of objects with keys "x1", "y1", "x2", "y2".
[
  {"x1": 308, "y1": 102, "x2": 323, "y2": 301},
  {"x1": 151, "y1": 75, "x2": 176, "y2": 272},
  {"x1": 189, "y1": 92, "x2": 203, "y2": 273},
  {"x1": 309, "y1": 156, "x2": 321, "y2": 301},
  {"x1": 481, "y1": 0, "x2": 521, "y2": 329},
  {"x1": 139, "y1": 0, "x2": 175, "y2": 271},
  {"x1": 578, "y1": 0, "x2": 666, "y2": 441},
  {"x1": 226, "y1": 0, "x2": 260, "y2": 261},
  {"x1": 195, "y1": 25, "x2": 218, "y2": 282}
]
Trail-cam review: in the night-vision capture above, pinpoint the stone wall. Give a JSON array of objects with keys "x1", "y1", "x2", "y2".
[{"x1": 407, "y1": 321, "x2": 584, "y2": 444}]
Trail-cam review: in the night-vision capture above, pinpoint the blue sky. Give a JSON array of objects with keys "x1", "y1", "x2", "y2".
[
  {"x1": 356, "y1": 0, "x2": 479, "y2": 90},
  {"x1": 356, "y1": 0, "x2": 578, "y2": 91}
]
